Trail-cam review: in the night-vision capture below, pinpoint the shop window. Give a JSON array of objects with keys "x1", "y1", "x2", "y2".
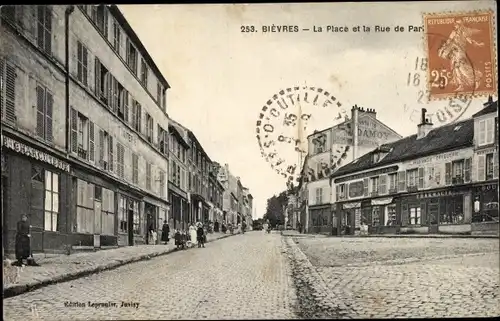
[
  {"x1": 361, "y1": 207, "x2": 371, "y2": 226},
  {"x1": 372, "y1": 206, "x2": 380, "y2": 226},
  {"x1": 132, "y1": 201, "x2": 140, "y2": 235},
  {"x1": 101, "y1": 188, "x2": 115, "y2": 236},
  {"x1": 118, "y1": 196, "x2": 127, "y2": 233},
  {"x1": 409, "y1": 206, "x2": 421, "y2": 225},
  {"x1": 76, "y1": 179, "x2": 94, "y2": 234},
  {"x1": 440, "y1": 196, "x2": 464, "y2": 225},
  {"x1": 386, "y1": 205, "x2": 397, "y2": 226},
  {"x1": 44, "y1": 170, "x2": 59, "y2": 232}
]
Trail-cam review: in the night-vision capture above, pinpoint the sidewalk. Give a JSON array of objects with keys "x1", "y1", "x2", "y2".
[
  {"x1": 3, "y1": 232, "x2": 236, "y2": 298},
  {"x1": 281, "y1": 230, "x2": 498, "y2": 239}
]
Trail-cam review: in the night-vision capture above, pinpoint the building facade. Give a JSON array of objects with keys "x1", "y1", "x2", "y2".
[
  {"x1": 168, "y1": 120, "x2": 190, "y2": 230},
  {"x1": 208, "y1": 167, "x2": 224, "y2": 226},
  {"x1": 1, "y1": 5, "x2": 171, "y2": 253},
  {"x1": 471, "y1": 97, "x2": 498, "y2": 235},
  {"x1": 218, "y1": 163, "x2": 239, "y2": 226},
  {"x1": 186, "y1": 130, "x2": 211, "y2": 223},
  {"x1": 303, "y1": 106, "x2": 402, "y2": 234},
  {"x1": 331, "y1": 102, "x2": 498, "y2": 236}
]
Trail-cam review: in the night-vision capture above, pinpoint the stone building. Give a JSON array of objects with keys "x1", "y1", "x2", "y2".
[
  {"x1": 302, "y1": 105, "x2": 401, "y2": 234},
  {"x1": 1, "y1": 5, "x2": 170, "y2": 252},
  {"x1": 217, "y1": 163, "x2": 239, "y2": 226},
  {"x1": 331, "y1": 100, "x2": 498, "y2": 236},
  {"x1": 167, "y1": 120, "x2": 190, "y2": 230}
]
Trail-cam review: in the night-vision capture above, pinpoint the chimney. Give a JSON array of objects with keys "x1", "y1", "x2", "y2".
[
  {"x1": 417, "y1": 108, "x2": 433, "y2": 139},
  {"x1": 351, "y1": 104, "x2": 360, "y2": 159},
  {"x1": 366, "y1": 108, "x2": 377, "y2": 118},
  {"x1": 484, "y1": 95, "x2": 494, "y2": 107}
]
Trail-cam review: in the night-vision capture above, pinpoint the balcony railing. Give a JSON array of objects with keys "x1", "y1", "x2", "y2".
[
  {"x1": 77, "y1": 147, "x2": 88, "y2": 160},
  {"x1": 370, "y1": 191, "x2": 379, "y2": 197},
  {"x1": 452, "y1": 176, "x2": 464, "y2": 185},
  {"x1": 407, "y1": 185, "x2": 418, "y2": 192},
  {"x1": 388, "y1": 188, "x2": 398, "y2": 194}
]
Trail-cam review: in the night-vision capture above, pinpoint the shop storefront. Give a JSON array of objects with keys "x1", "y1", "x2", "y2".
[
  {"x1": 308, "y1": 205, "x2": 331, "y2": 234},
  {"x1": 117, "y1": 191, "x2": 143, "y2": 246},
  {"x1": 359, "y1": 197, "x2": 398, "y2": 234},
  {"x1": 2, "y1": 135, "x2": 71, "y2": 254},
  {"x1": 72, "y1": 166, "x2": 117, "y2": 248},
  {"x1": 472, "y1": 183, "x2": 498, "y2": 235}
]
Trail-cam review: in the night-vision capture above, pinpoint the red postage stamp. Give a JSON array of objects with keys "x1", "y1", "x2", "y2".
[{"x1": 423, "y1": 10, "x2": 497, "y2": 100}]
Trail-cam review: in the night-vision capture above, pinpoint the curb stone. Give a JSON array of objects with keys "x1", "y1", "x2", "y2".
[
  {"x1": 283, "y1": 237, "x2": 357, "y2": 319},
  {"x1": 3, "y1": 233, "x2": 234, "y2": 299},
  {"x1": 326, "y1": 234, "x2": 499, "y2": 239}
]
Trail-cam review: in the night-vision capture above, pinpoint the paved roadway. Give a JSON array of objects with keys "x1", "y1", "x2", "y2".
[
  {"x1": 291, "y1": 237, "x2": 500, "y2": 319},
  {"x1": 3, "y1": 232, "x2": 299, "y2": 320}
]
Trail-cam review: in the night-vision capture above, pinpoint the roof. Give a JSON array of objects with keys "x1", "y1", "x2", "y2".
[
  {"x1": 331, "y1": 118, "x2": 474, "y2": 178},
  {"x1": 168, "y1": 120, "x2": 190, "y2": 148},
  {"x1": 169, "y1": 119, "x2": 212, "y2": 162},
  {"x1": 109, "y1": 5, "x2": 170, "y2": 89},
  {"x1": 472, "y1": 98, "x2": 498, "y2": 118}
]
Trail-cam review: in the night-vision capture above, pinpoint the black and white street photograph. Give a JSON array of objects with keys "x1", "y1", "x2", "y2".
[{"x1": 1, "y1": 2, "x2": 499, "y2": 320}]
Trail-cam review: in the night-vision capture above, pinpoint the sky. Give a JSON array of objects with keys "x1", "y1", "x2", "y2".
[{"x1": 119, "y1": 1, "x2": 497, "y2": 219}]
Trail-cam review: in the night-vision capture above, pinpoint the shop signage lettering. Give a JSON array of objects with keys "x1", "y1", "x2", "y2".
[
  {"x1": 476, "y1": 147, "x2": 497, "y2": 156},
  {"x1": 1, "y1": 136, "x2": 70, "y2": 172},
  {"x1": 334, "y1": 165, "x2": 398, "y2": 183},
  {"x1": 348, "y1": 180, "x2": 364, "y2": 198},
  {"x1": 358, "y1": 128, "x2": 390, "y2": 140},
  {"x1": 474, "y1": 184, "x2": 497, "y2": 193},
  {"x1": 408, "y1": 149, "x2": 471, "y2": 166}
]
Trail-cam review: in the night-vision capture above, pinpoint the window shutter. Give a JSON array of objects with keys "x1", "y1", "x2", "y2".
[
  {"x1": 445, "y1": 162, "x2": 452, "y2": 185},
  {"x1": 98, "y1": 129, "x2": 104, "y2": 166},
  {"x1": 35, "y1": 85, "x2": 45, "y2": 138},
  {"x1": 0, "y1": 59, "x2": 4, "y2": 119},
  {"x1": 137, "y1": 103, "x2": 142, "y2": 132},
  {"x1": 418, "y1": 168, "x2": 424, "y2": 189},
  {"x1": 123, "y1": 90, "x2": 129, "y2": 122},
  {"x1": 477, "y1": 155, "x2": 485, "y2": 181},
  {"x1": 4, "y1": 62, "x2": 17, "y2": 123},
  {"x1": 44, "y1": 7, "x2": 52, "y2": 54},
  {"x1": 82, "y1": 45, "x2": 88, "y2": 86},
  {"x1": 108, "y1": 135, "x2": 114, "y2": 173},
  {"x1": 464, "y1": 158, "x2": 472, "y2": 182},
  {"x1": 335, "y1": 184, "x2": 339, "y2": 201},
  {"x1": 494, "y1": 151, "x2": 499, "y2": 179},
  {"x1": 45, "y1": 91, "x2": 53, "y2": 142},
  {"x1": 70, "y1": 108, "x2": 78, "y2": 153},
  {"x1": 94, "y1": 58, "x2": 101, "y2": 95},
  {"x1": 379, "y1": 174, "x2": 387, "y2": 194},
  {"x1": 479, "y1": 120, "x2": 486, "y2": 145},
  {"x1": 363, "y1": 178, "x2": 369, "y2": 196},
  {"x1": 397, "y1": 171, "x2": 406, "y2": 191},
  {"x1": 130, "y1": 98, "x2": 136, "y2": 128},
  {"x1": 89, "y1": 121, "x2": 95, "y2": 162}
]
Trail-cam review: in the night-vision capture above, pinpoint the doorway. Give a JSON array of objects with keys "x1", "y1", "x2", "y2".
[{"x1": 128, "y1": 206, "x2": 134, "y2": 246}]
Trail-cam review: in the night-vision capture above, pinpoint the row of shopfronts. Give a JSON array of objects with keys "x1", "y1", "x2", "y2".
[
  {"x1": 1, "y1": 132, "x2": 221, "y2": 255},
  {"x1": 334, "y1": 182, "x2": 497, "y2": 235}
]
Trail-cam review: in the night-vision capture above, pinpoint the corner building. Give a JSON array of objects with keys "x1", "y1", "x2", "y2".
[{"x1": 1, "y1": 5, "x2": 171, "y2": 253}]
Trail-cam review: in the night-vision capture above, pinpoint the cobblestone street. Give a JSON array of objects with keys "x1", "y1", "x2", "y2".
[
  {"x1": 3, "y1": 232, "x2": 299, "y2": 320},
  {"x1": 287, "y1": 236, "x2": 500, "y2": 319}
]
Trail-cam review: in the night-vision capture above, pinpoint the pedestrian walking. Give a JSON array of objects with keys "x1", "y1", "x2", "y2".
[
  {"x1": 14, "y1": 214, "x2": 39, "y2": 266},
  {"x1": 196, "y1": 222, "x2": 205, "y2": 248},
  {"x1": 189, "y1": 223, "x2": 198, "y2": 248},
  {"x1": 150, "y1": 229, "x2": 157, "y2": 245},
  {"x1": 161, "y1": 220, "x2": 170, "y2": 245}
]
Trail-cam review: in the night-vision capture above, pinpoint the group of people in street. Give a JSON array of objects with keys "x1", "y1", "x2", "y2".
[{"x1": 172, "y1": 222, "x2": 207, "y2": 250}]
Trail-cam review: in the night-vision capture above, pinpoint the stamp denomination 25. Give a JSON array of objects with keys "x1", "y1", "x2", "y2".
[{"x1": 423, "y1": 10, "x2": 497, "y2": 100}]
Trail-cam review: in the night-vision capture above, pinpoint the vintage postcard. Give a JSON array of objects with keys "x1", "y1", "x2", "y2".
[{"x1": 1, "y1": 2, "x2": 498, "y2": 320}]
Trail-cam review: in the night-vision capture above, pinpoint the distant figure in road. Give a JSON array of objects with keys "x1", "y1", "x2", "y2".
[
  {"x1": 161, "y1": 220, "x2": 170, "y2": 245},
  {"x1": 189, "y1": 223, "x2": 198, "y2": 248},
  {"x1": 196, "y1": 222, "x2": 205, "y2": 248}
]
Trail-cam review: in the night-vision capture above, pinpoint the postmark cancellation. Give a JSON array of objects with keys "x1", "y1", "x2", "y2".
[{"x1": 423, "y1": 10, "x2": 497, "y2": 101}]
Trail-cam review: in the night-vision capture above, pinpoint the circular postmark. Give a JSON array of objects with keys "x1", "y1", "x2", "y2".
[
  {"x1": 402, "y1": 31, "x2": 476, "y2": 126},
  {"x1": 255, "y1": 86, "x2": 346, "y2": 186}
]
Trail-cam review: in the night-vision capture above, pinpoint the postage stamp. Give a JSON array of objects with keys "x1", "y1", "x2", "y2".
[{"x1": 423, "y1": 10, "x2": 497, "y2": 100}]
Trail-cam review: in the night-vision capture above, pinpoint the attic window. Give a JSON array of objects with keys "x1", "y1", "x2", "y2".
[{"x1": 454, "y1": 125, "x2": 462, "y2": 131}]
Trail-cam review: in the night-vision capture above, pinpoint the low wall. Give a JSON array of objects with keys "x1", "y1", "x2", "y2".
[
  {"x1": 471, "y1": 222, "x2": 499, "y2": 235},
  {"x1": 439, "y1": 224, "x2": 471, "y2": 234}
]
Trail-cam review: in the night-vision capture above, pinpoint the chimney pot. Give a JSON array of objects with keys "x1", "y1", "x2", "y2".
[{"x1": 421, "y1": 108, "x2": 427, "y2": 124}]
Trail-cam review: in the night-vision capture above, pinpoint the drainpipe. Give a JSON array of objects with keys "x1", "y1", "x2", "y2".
[{"x1": 65, "y1": 5, "x2": 75, "y2": 154}]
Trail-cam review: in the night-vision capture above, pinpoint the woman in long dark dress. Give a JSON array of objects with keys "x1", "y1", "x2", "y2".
[
  {"x1": 161, "y1": 220, "x2": 170, "y2": 245},
  {"x1": 15, "y1": 214, "x2": 31, "y2": 266}
]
